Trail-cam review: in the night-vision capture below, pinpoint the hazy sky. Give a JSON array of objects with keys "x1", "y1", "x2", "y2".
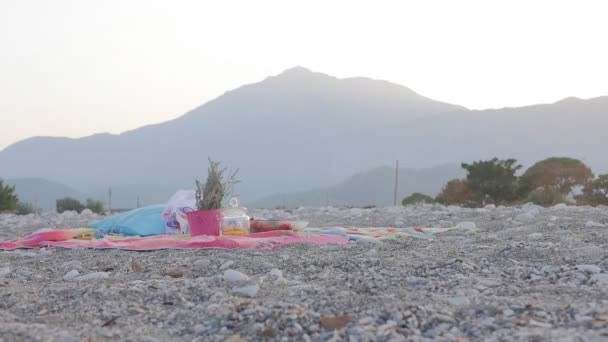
[{"x1": 1, "y1": 0, "x2": 606, "y2": 150}]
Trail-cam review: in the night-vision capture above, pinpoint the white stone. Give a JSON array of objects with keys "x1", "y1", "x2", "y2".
[
  {"x1": 585, "y1": 221, "x2": 606, "y2": 228},
  {"x1": 528, "y1": 233, "x2": 543, "y2": 240},
  {"x1": 269, "y1": 268, "x2": 283, "y2": 278},
  {"x1": 541, "y1": 265, "x2": 553, "y2": 274},
  {"x1": 63, "y1": 270, "x2": 80, "y2": 281},
  {"x1": 590, "y1": 273, "x2": 608, "y2": 285},
  {"x1": 455, "y1": 222, "x2": 476, "y2": 230},
  {"x1": 274, "y1": 277, "x2": 289, "y2": 286},
  {"x1": 223, "y1": 269, "x2": 249, "y2": 282},
  {"x1": 81, "y1": 208, "x2": 93, "y2": 215},
  {"x1": 61, "y1": 260, "x2": 82, "y2": 270},
  {"x1": 449, "y1": 296, "x2": 469, "y2": 306},
  {"x1": 576, "y1": 265, "x2": 602, "y2": 274},
  {"x1": 484, "y1": 204, "x2": 496, "y2": 209},
  {"x1": 74, "y1": 272, "x2": 109, "y2": 281},
  {"x1": 516, "y1": 213, "x2": 537, "y2": 221},
  {"x1": 219, "y1": 260, "x2": 235, "y2": 270},
  {"x1": 503, "y1": 309, "x2": 515, "y2": 317},
  {"x1": 552, "y1": 203, "x2": 568, "y2": 210},
  {"x1": 233, "y1": 283, "x2": 260, "y2": 297},
  {"x1": 192, "y1": 259, "x2": 211, "y2": 269},
  {"x1": 0, "y1": 267, "x2": 11, "y2": 278},
  {"x1": 522, "y1": 203, "x2": 543, "y2": 213}
]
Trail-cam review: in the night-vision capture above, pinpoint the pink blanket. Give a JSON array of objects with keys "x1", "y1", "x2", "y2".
[{"x1": 0, "y1": 228, "x2": 348, "y2": 251}]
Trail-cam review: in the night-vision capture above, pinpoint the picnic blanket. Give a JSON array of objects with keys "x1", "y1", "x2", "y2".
[
  {"x1": 0, "y1": 228, "x2": 349, "y2": 251},
  {"x1": 307, "y1": 226, "x2": 453, "y2": 241},
  {"x1": 0, "y1": 226, "x2": 454, "y2": 251}
]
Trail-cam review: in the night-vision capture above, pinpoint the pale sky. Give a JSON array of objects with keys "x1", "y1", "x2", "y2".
[{"x1": 1, "y1": 0, "x2": 607, "y2": 150}]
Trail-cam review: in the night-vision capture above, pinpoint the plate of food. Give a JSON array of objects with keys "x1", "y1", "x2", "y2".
[{"x1": 249, "y1": 220, "x2": 309, "y2": 233}]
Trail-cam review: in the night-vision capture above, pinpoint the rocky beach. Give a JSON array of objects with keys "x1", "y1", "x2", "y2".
[{"x1": 1, "y1": 204, "x2": 607, "y2": 341}]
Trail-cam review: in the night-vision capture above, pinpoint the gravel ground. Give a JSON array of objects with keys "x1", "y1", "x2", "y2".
[{"x1": 1, "y1": 204, "x2": 608, "y2": 341}]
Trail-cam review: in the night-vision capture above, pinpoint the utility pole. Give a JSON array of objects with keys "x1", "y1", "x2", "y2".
[
  {"x1": 393, "y1": 160, "x2": 399, "y2": 206},
  {"x1": 108, "y1": 187, "x2": 112, "y2": 214}
]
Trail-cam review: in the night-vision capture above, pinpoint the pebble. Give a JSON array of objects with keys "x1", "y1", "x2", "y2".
[
  {"x1": 219, "y1": 260, "x2": 235, "y2": 270},
  {"x1": 63, "y1": 270, "x2": 79, "y2": 281},
  {"x1": 590, "y1": 273, "x2": 608, "y2": 285},
  {"x1": 232, "y1": 282, "x2": 260, "y2": 297},
  {"x1": 74, "y1": 272, "x2": 109, "y2": 281},
  {"x1": 358, "y1": 317, "x2": 375, "y2": 325},
  {"x1": 163, "y1": 267, "x2": 184, "y2": 278},
  {"x1": 256, "y1": 262, "x2": 275, "y2": 270},
  {"x1": 15, "y1": 268, "x2": 33, "y2": 280},
  {"x1": 503, "y1": 309, "x2": 515, "y2": 317},
  {"x1": 0, "y1": 266, "x2": 10, "y2": 278},
  {"x1": 540, "y1": 265, "x2": 553, "y2": 274},
  {"x1": 274, "y1": 277, "x2": 289, "y2": 286},
  {"x1": 455, "y1": 222, "x2": 476, "y2": 230},
  {"x1": 280, "y1": 254, "x2": 291, "y2": 261},
  {"x1": 223, "y1": 269, "x2": 250, "y2": 282},
  {"x1": 192, "y1": 259, "x2": 211, "y2": 270},
  {"x1": 269, "y1": 268, "x2": 283, "y2": 278},
  {"x1": 60, "y1": 260, "x2": 82, "y2": 270},
  {"x1": 585, "y1": 221, "x2": 606, "y2": 228},
  {"x1": 528, "y1": 233, "x2": 543, "y2": 240},
  {"x1": 516, "y1": 212, "x2": 538, "y2": 221},
  {"x1": 576, "y1": 265, "x2": 602, "y2": 274},
  {"x1": 449, "y1": 296, "x2": 469, "y2": 306}
]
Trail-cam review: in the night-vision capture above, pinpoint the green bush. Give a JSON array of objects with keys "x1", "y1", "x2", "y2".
[
  {"x1": 0, "y1": 178, "x2": 18, "y2": 212},
  {"x1": 16, "y1": 202, "x2": 38, "y2": 215},
  {"x1": 56, "y1": 197, "x2": 106, "y2": 214},
  {"x1": 402, "y1": 193, "x2": 435, "y2": 206},
  {"x1": 526, "y1": 187, "x2": 565, "y2": 207},
  {"x1": 576, "y1": 174, "x2": 608, "y2": 206},
  {"x1": 56, "y1": 197, "x2": 85, "y2": 213},
  {"x1": 436, "y1": 179, "x2": 473, "y2": 206},
  {"x1": 85, "y1": 198, "x2": 105, "y2": 214},
  {"x1": 461, "y1": 158, "x2": 521, "y2": 205}
]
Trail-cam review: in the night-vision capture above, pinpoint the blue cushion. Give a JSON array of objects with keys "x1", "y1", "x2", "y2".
[{"x1": 89, "y1": 205, "x2": 166, "y2": 236}]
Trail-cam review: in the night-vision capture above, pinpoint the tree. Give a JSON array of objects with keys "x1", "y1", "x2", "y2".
[
  {"x1": 461, "y1": 158, "x2": 521, "y2": 205},
  {"x1": 0, "y1": 178, "x2": 18, "y2": 212},
  {"x1": 519, "y1": 157, "x2": 593, "y2": 196},
  {"x1": 56, "y1": 197, "x2": 85, "y2": 213},
  {"x1": 402, "y1": 193, "x2": 435, "y2": 206},
  {"x1": 85, "y1": 198, "x2": 105, "y2": 214},
  {"x1": 576, "y1": 174, "x2": 608, "y2": 205},
  {"x1": 436, "y1": 179, "x2": 472, "y2": 206}
]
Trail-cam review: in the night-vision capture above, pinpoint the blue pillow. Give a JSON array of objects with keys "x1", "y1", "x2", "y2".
[{"x1": 89, "y1": 205, "x2": 167, "y2": 236}]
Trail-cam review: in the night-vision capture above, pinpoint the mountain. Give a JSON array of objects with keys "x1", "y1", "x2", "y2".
[
  {"x1": 5, "y1": 178, "x2": 83, "y2": 211},
  {"x1": 0, "y1": 67, "x2": 607, "y2": 209},
  {"x1": 0, "y1": 67, "x2": 465, "y2": 207},
  {"x1": 250, "y1": 164, "x2": 465, "y2": 208}
]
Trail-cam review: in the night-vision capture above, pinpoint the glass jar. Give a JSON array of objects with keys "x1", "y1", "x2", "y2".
[{"x1": 221, "y1": 198, "x2": 250, "y2": 236}]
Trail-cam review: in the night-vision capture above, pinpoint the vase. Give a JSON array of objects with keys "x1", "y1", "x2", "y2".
[{"x1": 186, "y1": 209, "x2": 223, "y2": 236}]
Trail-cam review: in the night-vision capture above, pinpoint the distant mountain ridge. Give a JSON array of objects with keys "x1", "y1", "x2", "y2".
[{"x1": 1, "y1": 67, "x2": 607, "y2": 209}]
